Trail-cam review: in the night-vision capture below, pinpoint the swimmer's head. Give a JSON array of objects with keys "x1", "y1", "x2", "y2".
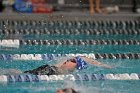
[
  {"x1": 60, "y1": 59, "x2": 77, "y2": 70},
  {"x1": 56, "y1": 88, "x2": 79, "y2": 93}
]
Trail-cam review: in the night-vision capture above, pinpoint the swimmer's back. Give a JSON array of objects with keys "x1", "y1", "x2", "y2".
[{"x1": 24, "y1": 64, "x2": 61, "y2": 75}]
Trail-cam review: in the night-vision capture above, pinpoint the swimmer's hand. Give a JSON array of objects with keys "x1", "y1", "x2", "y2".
[
  {"x1": 80, "y1": 56, "x2": 113, "y2": 69},
  {"x1": 0, "y1": 69, "x2": 22, "y2": 75}
]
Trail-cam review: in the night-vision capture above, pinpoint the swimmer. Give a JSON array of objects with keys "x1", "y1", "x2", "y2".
[
  {"x1": 31, "y1": 0, "x2": 53, "y2": 13},
  {"x1": 89, "y1": 0, "x2": 102, "y2": 14},
  {"x1": 56, "y1": 88, "x2": 79, "y2": 93},
  {"x1": 1, "y1": 56, "x2": 112, "y2": 75},
  {"x1": 23, "y1": 56, "x2": 112, "y2": 75}
]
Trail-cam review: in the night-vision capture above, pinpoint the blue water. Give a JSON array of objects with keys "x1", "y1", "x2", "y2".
[{"x1": 0, "y1": 20, "x2": 140, "y2": 93}]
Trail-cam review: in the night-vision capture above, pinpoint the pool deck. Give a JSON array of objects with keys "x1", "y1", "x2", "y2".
[{"x1": 0, "y1": 11, "x2": 139, "y2": 21}]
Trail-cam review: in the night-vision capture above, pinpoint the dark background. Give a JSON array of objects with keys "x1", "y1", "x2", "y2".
[
  {"x1": 47, "y1": 0, "x2": 140, "y2": 6},
  {"x1": 47, "y1": 0, "x2": 140, "y2": 12},
  {"x1": 0, "y1": 0, "x2": 140, "y2": 12}
]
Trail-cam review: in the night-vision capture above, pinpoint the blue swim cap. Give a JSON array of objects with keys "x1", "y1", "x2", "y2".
[{"x1": 75, "y1": 56, "x2": 88, "y2": 70}]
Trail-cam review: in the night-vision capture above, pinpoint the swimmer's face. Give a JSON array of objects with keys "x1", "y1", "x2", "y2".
[
  {"x1": 61, "y1": 59, "x2": 77, "y2": 70},
  {"x1": 56, "y1": 90, "x2": 64, "y2": 93}
]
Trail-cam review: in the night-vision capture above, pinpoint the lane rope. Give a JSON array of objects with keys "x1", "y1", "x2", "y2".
[
  {"x1": 0, "y1": 20, "x2": 139, "y2": 29},
  {"x1": 1, "y1": 29, "x2": 140, "y2": 35},
  {"x1": 0, "y1": 39, "x2": 140, "y2": 46},
  {"x1": 20, "y1": 39, "x2": 140, "y2": 45},
  {"x1": 0, "y1": 73, "x2": 140, "y2": 82},
  {"x1": 0, "y1": 53, "x2": 140, "y2": 60}
]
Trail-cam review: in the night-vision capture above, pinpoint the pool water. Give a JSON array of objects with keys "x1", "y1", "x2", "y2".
[
  {"x1": 0, "y1": 59, "x2": 140, "y2": 93},
  {"x1": 0, "y1": 18, "x2": 140, "y2": 93}
]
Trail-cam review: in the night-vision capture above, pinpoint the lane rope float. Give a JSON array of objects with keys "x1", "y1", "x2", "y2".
[
  {"x1": 0, "y1": 40, "x2": 19, "y2": 48},
  {"x1": 0, "y1": 53, "x2": 140, "y2": 60},
  {"x1": 1, "y1": 29, "x2": 140, "y2": 35},
  {"x1": 0, "y1": 73, "x2": 140, "y2": 83},
  {"x1": 1, "y1": 39, "x2": 139, "y2": 46},
  {"x1": 0, "y1": 20, "x2": 139, "y2": 29},
  {"x1": 19, "y1": 39, "x2": 140, "y2": 45}
]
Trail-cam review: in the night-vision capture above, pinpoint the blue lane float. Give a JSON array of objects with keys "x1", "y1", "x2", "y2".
[
  {"x1": 8, "y1": 75, "x2": 40, "y2": 82},
  {"x1": 0, "y1": 54, "x2": 13, "y2": 60},
  {"x1": 0, "y1": 73, "x2": 140, "y2": 83}
]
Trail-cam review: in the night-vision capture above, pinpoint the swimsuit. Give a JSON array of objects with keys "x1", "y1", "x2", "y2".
[{"x1": 24, "y1": 64, "x2": 60, "y2": 75}]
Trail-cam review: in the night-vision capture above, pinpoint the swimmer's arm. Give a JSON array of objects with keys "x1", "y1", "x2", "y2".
[
  {"x1": 80, "y1": 56, "x2": 112, "y2": 69},
  {"x1": 0, "y1": 69, "x2": 23, "y2": 75},
  {"x1": 92, "y1": 60, "x2": 113, "y2": 69}
]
